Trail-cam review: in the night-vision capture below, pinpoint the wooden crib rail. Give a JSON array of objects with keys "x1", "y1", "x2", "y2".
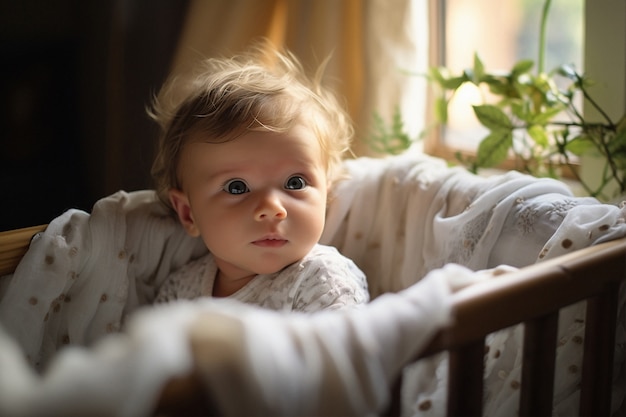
[
  {"x1": 407, "y1": 236, "x2": 626, "y2": 417},
  {"x1": 0, "y1": 225, "x2": 47, "y2": 276},
  {"x1": 1, "y1": 226, "x2": 625, "y2": 416}
]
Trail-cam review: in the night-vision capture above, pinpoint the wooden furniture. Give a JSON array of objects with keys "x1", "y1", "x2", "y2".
[
  {"x1": 409, "y1": 236, "x2": 626, "y2": 416},
  {"x1": 1, "y1": 225, "x2": 624, "y2": 416}
]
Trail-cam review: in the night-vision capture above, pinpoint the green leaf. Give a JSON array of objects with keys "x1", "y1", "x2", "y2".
[
  {"x1": 434, "y1": 97, "x2": 448, "y2": 123},
  {"x1": 366, "y1": 109, "x2": 413, "y2": 155},
  {"x1": 473, "y1": 105, "x2": 513, "y2": 130},
  {"x1": 441, "y1": 76, "x2": 467, "y2": 90},
  {"x1": 564, "y1": 134, "x2": 595, "y2": 156},
  {"x1": 511, "y1": 100, "x2": 531, "y2": 122},
  {"x1": 609, "y1": 129, "x2": 626, "y2": 153},
  {"x1": 529, "y1": 106, "x2": 564, "y2": 124},
  {"x1": 473, "y1": 52, "x2": 485, "y2": 83},
  {"x1": 428, "y1": 67, "x2": 446, "y2": 84},
  {"x1": 511, "y1": 59, "x2": 534, "y2": 76},
  {"x1": 476, "y1": 130, "x2": 513, "y2": 167},
  {"x1": 556, "y1": 64, "x2": 579, "y2": 81},
  {"x1": 391, "y1": 110, "x2": 412, "y2": 147},
  {"x1": 487, "y1": 82, "x2": 508, "y2": 96},
  {"x1": 527, "y1": 125, "x2": 549, "y2": 147},
  {"x1": 484, "y1": 76, "x2": 510, "y2": 96},
  {"x1": 462, "y1": 69, "x2": 475, "y2": 84}
]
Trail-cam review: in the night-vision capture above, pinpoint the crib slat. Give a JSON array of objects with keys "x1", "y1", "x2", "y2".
[
  {"x1": 447, "y1": 339, "x2": 485, "y2": 416},
  {"x1": 155, "y1": 371, "x2": 220, "y2": 416},
  {"x1": 0, "y1": 225, "x2": 47, "y2": 276},
  {"x1": 579, "y1": 286, "x2": 619, "y2": 416},
  {"x1": 519, "y1": 312, "x2": 558, "y2": 416}
]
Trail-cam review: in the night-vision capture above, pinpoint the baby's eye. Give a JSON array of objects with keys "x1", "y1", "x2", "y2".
[
  {"x1": 223, "y1": 179, "x2": 249, "y2": 195},
  {"x1": 284, "y1": 175, "x2": 307, "y2": 190}
]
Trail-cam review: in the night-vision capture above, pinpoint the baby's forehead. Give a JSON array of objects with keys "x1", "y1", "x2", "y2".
[{"x1": 183, "y1": 127, "x2": 326, "y2": 171}]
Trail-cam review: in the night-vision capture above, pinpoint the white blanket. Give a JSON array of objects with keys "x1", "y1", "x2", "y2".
[
  {"x1": 0, "y1": 268, "x2": 455, "y2": 417},
  {"x1": 1, "y1": 152, "x2": 625, "y2": 416},
  {"x1": 320, "y1": 153, "x2": 626, "y2": 416}
]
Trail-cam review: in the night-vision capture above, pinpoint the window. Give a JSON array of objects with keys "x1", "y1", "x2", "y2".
[{"x1": 424, "y1": 0, "x2": 586, "y2": 163}]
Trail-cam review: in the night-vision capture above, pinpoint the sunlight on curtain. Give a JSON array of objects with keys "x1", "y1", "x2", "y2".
[{"x1": 168, "y1": 0, "x2": 427, "y2": 157}]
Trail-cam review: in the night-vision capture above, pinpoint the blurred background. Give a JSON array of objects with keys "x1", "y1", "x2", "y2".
[
  {"x1": 0, "y1": 0, "x2": 607, "y2": 231},
  {"x1": 0, "y1": 0, "x2": 426, "y2": 230},
  {"x1": 0, "y1": 1, "x2": 188, "y2": 230}
]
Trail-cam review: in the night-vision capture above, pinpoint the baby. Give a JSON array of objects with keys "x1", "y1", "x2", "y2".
[{"x1": 150, "y1": 43, "x2": 369, "y2": 311}]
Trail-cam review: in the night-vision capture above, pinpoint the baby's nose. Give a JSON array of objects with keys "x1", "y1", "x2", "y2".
[{"x1": 254, "y1": 193, "x2": 287, "y2": 221}]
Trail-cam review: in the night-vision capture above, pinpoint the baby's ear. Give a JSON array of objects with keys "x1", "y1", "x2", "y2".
[{"x1": 169, "y1": 189, "x2": 200, "y2": 237}]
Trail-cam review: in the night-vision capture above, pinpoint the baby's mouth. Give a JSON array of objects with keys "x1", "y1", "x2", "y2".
[{"x1": 252, "y1": 236, "x2": 288, "y2": 247}]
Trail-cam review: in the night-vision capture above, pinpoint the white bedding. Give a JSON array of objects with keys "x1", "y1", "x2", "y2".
[
  {"x1": 0, "y1": 187, "x2": 456, "y2": 417},
  {"x1": 321, "y1": 153, "x2": 626, "y2": 416},
  {"x1": 1, "y1": 152, "x2": 624, "y2": 416}
]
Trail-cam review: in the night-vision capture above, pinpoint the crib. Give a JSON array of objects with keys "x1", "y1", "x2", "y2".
[
  {"x1": 408, "y1": 237, "x2": 625, "y2": 417},
  {"x1": 1, "y1": 223, "x2": 624, "y2": 416},
  {"x1": 1, "y1": 153, "x2": 625, "y2": 416}
]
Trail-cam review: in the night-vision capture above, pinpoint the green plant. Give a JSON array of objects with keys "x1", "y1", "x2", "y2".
[
  {"x1": 427, "y1": 0, "x2": 626, "y2": 201},
  {"x1": 367, "y1": 0, "x2": 626, "y2": 201},
  {"x1": 366, "y1": 107, "x2": 413, "y2": 155}
]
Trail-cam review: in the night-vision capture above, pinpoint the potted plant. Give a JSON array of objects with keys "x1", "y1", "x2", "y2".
[{"x1": 370, "y1": 0, "x2": 626, "y2": 202}]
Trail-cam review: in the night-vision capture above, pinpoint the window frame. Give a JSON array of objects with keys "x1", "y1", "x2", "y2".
[{"x1": 423, "y1": 0, "x2": 626, "y2": 174}]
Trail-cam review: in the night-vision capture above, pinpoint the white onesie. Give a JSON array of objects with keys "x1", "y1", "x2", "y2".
[{"x1": 155, "y1": 244, "x2": 369, "y2": 312}]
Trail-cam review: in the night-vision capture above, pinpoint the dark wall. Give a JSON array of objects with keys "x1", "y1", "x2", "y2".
[{"x1": 0, "y1": 0, "x2": 188, "y2": 230}]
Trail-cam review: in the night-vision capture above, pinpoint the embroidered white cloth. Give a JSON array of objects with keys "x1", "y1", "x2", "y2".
[
  {"x1": 0, "y1": 269, "x2": 454, "y2": 417},
  {"x1": 319, "y1": 153, "x2": 626, "y2": 416},
  {"x1": 0, "y1": 190, "x2": 207, "y2": 370},
  {"x1": 0, "y1": 151, "x2": 625, "y2": 416},
  {"x1": 154, "y1": 244, "x2": 370, "y2": 311}
]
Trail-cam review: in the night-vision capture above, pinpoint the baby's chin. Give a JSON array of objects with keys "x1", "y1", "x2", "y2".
[
  {"x1": 254, "y1": 264, "x2": 293, "y2": 276},
  {"x1": 252, "y1": 245, "x2": 315, "y2": 275},
  {"x1": 253, "y1": 257, "x2": 303, "y2": 276}
]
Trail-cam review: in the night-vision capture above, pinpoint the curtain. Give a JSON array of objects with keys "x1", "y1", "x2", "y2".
[{"x1": 168, "y1": 0, "x2": 428, "y2": 156}]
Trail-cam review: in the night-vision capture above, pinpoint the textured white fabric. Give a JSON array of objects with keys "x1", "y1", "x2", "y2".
[
  {"x1": 192, "y1": 266, "x2": 455, "y2": 417},
  {"x1": 154, "y1": 244, "x2": 369, "y2": 311},
  {"x1": 0, "y1": 193, "x2": 454, "y2": 416},
  {"x1": 0, "y1": 190, "x2": 208, "y2": 370},
  {"x1": 0, "y1": 152, "x2": 625, "y2": 416},
  {"x1": 0, "y1": 303, "x2": 195, "y2": 417},
  {"x1": 0, "y1": 280, "x2": 452, "y2": 417},
  {"x1": 319, "y1": 153, "x2": 626, "y2": 416},
  {"x1": 321, "y1": 153, "x2": 626, "y2": 296}
]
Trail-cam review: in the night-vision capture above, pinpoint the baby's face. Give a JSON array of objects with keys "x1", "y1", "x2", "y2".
[{"x1": 170, "y1": 124, "x2": 328, "y2": 282}]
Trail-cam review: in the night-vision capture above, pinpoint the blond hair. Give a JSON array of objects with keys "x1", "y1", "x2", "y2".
[{"x1": 149, "y1": 43, "x2": 354, "y2": 210}]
